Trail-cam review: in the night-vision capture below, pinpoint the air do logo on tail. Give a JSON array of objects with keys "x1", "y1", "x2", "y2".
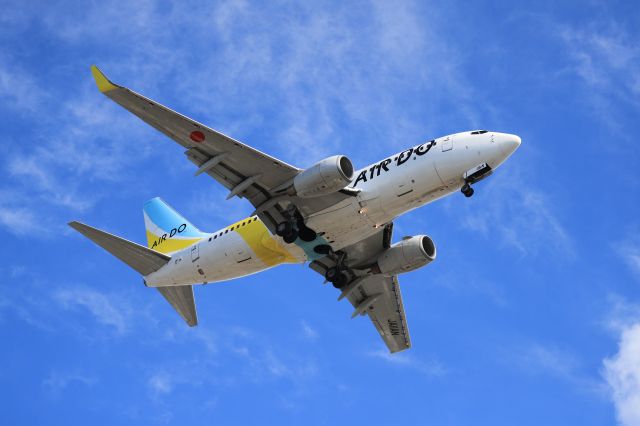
[{"x1": 143, "y1": 197, "x2": 209, "y2": 254}]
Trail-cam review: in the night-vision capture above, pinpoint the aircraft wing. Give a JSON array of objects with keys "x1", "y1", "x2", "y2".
[
  {"x1": 90, "y1": 66, "x2": 307, "y2": 224},
  {"x1": 345, "y1": 274, "x2": 411, "y2": 353},
  {"x1": 310, "y1": 224, "x2": 412, "y2": 353}
]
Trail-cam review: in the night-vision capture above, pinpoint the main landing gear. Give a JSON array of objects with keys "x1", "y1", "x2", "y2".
[
  {"x1": 275, "y1": 210, "x2": 317, "y2": 243},
  {"x1": 461, "y1": 182, "x2": 474, "y2": 198},
  {"x1": 320, "y1": 249, "x2": 350, "y2": 289},
  {"x1": 325, "y1": 266, "x2": 349, "y2": 289}
]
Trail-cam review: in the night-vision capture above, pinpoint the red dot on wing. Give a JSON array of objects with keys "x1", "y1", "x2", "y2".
[{"x1": 190, "y1": 131, "x2": 205, "y2": 143}]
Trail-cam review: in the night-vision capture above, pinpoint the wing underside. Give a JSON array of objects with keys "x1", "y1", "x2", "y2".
[
  {"x1": 348, "y1": 274, "x2": 411, "y2": 353},
  {"x1": 310, "y1": 224, "x2": 412, "y2": 353}
]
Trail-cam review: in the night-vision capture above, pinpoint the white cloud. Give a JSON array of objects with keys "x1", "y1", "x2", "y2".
[
  {"x1": 54, "y1": 287, "x2": 130, "y2": 335},
  {"x1": 300, "y1": 320, "x2": 318, "y2": 341},
  {"x1": 516, "y1": 343, "x2": 580, "y2": 380},
  {"x1": 604, "y1": 323, "x2": 640, "y2": 426},
  {"x1": 42, "y1": 370, "x2": 96, "y2": 394},
  {"x1": 456, "y1": 169, "x2": 573, "y2": 257},
  {"x1": 148, "y1": 372, "x2": 173, "y2": 396},
  {"x1": 560, "y1": 24, "x2": 639, "y2": 94},
  {"x1": 558, "y1": 20, "x2": 640, "y2": 131},
  {"x1": 368, "y1": 349, "x2": 446, "y2": 377},
  {"x1": 0, "y1": 206, "x2": 43, "y2": 235},
  {"x1": 617, "y1": 234, "x2": 640, "y2": 279},
  {"x1": 0, "y1": 59, "x2": 45, "y2": 112}
]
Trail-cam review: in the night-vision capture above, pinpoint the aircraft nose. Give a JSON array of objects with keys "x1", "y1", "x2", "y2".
[{"x1": 499, "y1": 134, "x2": 521, "y2": 157}]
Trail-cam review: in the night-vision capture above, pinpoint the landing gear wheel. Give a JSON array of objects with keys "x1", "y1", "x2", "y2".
[
  {"x1": 276, "y1": 221, "x2": 292, "y2": 237},
  {"x1": 461, "y1": 183, "x2": 474, "y2": 198},
  {"x1": 332, "y1": 273, "x2": 348, "y2": 289},
  {"x1": 276, "y1": 221, "x2": 299, "y2": 244},
  {"x1": 325, "y1": 267, "x2": 348, "y2": 289},
  {"x1": 282, "y1": 229, "x2": 299, "y2": 244},
  {"x1": 298, "y1": 226, "x2": 317, "y2": 242}
]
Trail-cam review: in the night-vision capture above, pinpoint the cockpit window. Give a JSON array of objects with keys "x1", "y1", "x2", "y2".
[{"x1": 470, "y1": 130, "x2": 488, "y2": 135}]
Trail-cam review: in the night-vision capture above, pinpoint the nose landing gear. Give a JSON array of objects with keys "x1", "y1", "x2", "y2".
[
  {"x1": 461, "y1": 183, "x2": 474, "y2": 198},
  {"x1": 461, "y1": 162, "x2": 492, "y2": 198}
]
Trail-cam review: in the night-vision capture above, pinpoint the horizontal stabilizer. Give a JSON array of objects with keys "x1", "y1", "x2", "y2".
[
  {"x1": 156, "y1": 286, "x2": 198, "y2": 327},
  {"x1": 68, "y1": 221, "x2": 170, "y2": 276}
]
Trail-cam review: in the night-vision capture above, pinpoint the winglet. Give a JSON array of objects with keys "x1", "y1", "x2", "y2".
[{"x1": 90, "y1": 65, "x2": 117, "y2": 93}]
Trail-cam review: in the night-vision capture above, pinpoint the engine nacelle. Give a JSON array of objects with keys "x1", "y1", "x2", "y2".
[
  {"x1": 293, "y1": 155, "x2": 354, "y2": 198},
  {"x1": 376, "y1": 235, "x2": 436, "y2": 276}
]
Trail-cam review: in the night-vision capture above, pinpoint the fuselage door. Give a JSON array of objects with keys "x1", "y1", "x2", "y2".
[
  {"x1": 441, "y1": 135, "x2": 453, "y2": 152},
  {"x1": 190, "y1": 243, "x2": 200, "y2": 262}
]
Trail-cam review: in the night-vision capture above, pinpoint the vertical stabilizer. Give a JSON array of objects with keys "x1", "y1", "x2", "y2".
[{"x1": 143, "y1": 197, "x2": 208, "y2": 254}]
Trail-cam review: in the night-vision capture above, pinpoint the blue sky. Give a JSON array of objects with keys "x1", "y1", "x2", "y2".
[{"x1": 1, "y1": 0, "x2": 639, "y2": 424}]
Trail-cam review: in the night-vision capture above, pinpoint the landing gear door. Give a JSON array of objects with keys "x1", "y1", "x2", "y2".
[
  {"x1": 441, "y1": 135, "x2": 453, "y2": 152},
  {"x1": 190, "y1": 243, "x2": 200, "y2": 262}
]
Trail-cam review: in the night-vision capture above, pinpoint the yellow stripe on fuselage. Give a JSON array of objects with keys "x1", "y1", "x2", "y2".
[
  {"x1": 146, "y1": 216, "x2": 297, "y2": 263},
  {"x1": 231, "y1": 217, "x2": 298, "y2": 266}
]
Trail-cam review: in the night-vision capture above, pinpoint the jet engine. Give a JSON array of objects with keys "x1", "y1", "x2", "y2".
[
  {"x1": 293, "y1": 155, "x2": 354, "y2": 198},
  {"x1": 375, "y1": 235, "x2": 436, "y2": 276}
]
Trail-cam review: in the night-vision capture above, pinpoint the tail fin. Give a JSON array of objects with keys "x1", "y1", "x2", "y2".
[
  {"x1": 69, "y1": 220, "x2": 199, "y2": 327},
  {"x1": 143, "y1": 197, "x2": 208, "y2": 255}
]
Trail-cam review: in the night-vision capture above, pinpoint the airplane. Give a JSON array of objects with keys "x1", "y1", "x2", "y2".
[{"x1": 69, "y1": 66, "x2": 521, "y2": 353}]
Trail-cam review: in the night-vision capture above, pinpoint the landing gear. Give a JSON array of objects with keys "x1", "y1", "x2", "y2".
[
  {"x1": 297, "y1": 222, "x2": 317, "y2": 242},
  {"x1": 276, "y1": 221, "x2": 298, "y2": 243},
  {"x1": 461, "y1": 183, "x2": 474, "y2": 198},
  {"x1": 325, "y1": 266, "x2": 349, "y2": 289},
  {"x1": 275, "y1": 207, "x2": 317, "y2": 244}
]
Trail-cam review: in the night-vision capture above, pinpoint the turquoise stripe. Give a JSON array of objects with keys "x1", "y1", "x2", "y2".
[{"x1": 293, "y1": 235, "x2": 328, "y2": 261}]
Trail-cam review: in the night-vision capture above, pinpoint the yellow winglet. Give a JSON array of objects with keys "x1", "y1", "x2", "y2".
[{"x1": 90, "y1": 65, "x2": 117, "y2": 93}]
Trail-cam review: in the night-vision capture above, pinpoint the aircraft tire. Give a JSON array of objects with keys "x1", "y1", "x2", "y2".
[
  {"x1": 283, "y1": 229, "x2": 298, "y2": 244},
  {"x1": 461, "y1": 183, "x2": 474, "y2": 198},
  {"x1": 298, "y1": 226, "x2": 317, "y2": 242},
  {"x1": 332, "y1": 273, "x2": 348, "y2": 289},
  {"x1": 276, "y1": 221, "x2": 293, "y2": 237},
  {"x1": 325, "y1": 266, "x2": 340, "y2": 282}
]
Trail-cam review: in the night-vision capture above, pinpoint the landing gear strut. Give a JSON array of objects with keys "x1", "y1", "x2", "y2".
[{"x1": 461, "y1": 182, "x2": 474, "y2": 198}]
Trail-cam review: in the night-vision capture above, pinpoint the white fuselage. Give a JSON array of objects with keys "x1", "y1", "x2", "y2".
[{"x1": 145, "y1": 131, "x2": 520, "y2": 287}]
